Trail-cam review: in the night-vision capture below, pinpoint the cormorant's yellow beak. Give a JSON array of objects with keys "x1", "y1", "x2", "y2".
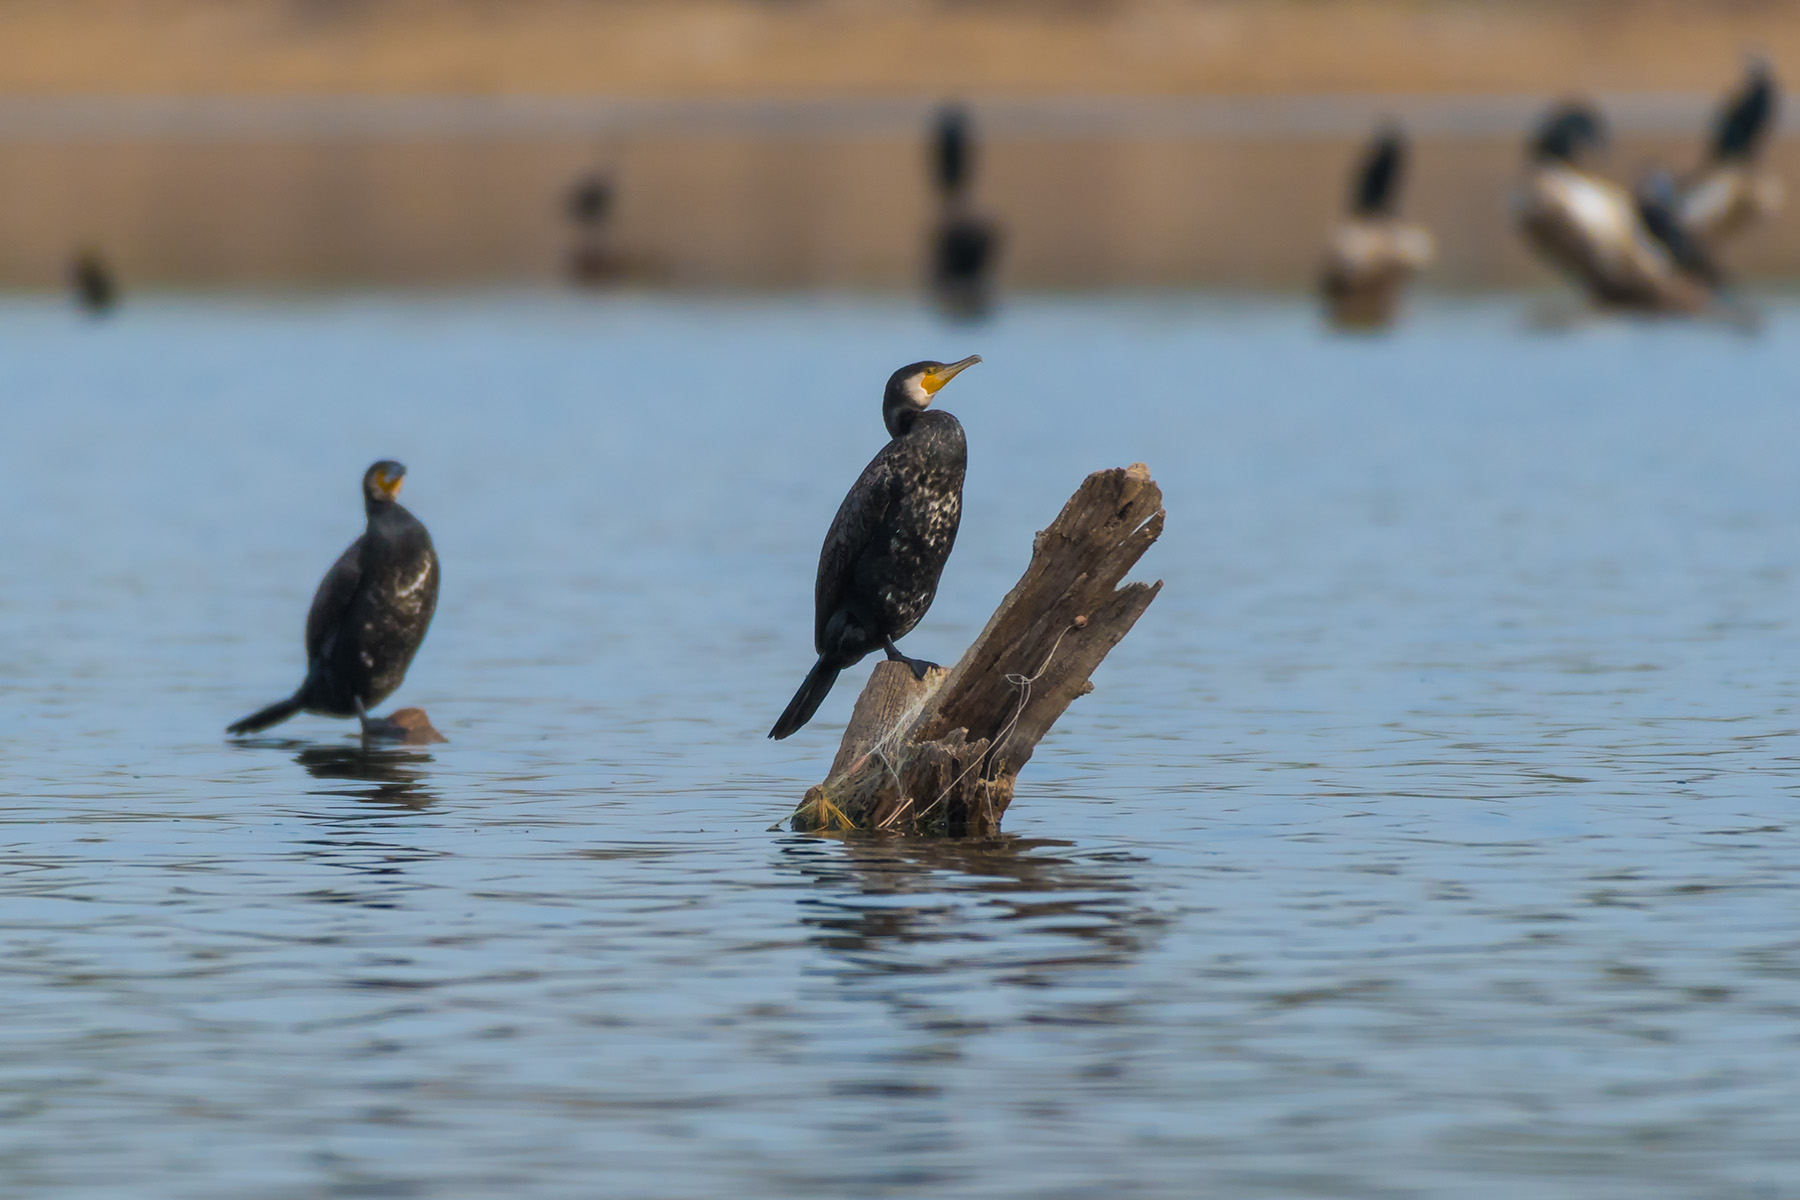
[
  {"x1": 921, "y1": 355, "x2": 982, "y2": 395},
  {"x1": 375, "y1": 469, "x2": 404, "y2": 499}
]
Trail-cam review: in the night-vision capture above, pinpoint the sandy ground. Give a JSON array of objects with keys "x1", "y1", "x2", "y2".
[{"x1": 0, "y1": 0, "x2": 1795, "y2": 97}]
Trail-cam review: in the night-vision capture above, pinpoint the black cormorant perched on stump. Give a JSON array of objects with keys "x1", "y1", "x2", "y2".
[
  {"x1": 1320, "y1": 124, "x2": 1435, "y2": 330},
  {"x1": 228, "y1": 460, "x2": 440, "y2": 735},
  {"x1": 769, "y1": 356, "x2": 981, "y2": 740}
]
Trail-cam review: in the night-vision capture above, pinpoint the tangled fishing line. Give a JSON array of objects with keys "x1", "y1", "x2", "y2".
[{"x1": 881, "y1": 616, "x2": 1084, "y2": 831}]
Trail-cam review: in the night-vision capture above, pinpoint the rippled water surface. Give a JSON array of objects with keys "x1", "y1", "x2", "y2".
[{"x1": 5, "y1": 294, "x2": 1800, "y2": 1198}]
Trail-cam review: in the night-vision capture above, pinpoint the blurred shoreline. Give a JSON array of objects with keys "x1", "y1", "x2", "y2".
[
  {"x1": 0, "y1": 0, "x2": 1794, "y2": 97},
  {"x1": 1, "y1": 1, "x2": 1795, "y2": 290},
  {"x1": 6, "y1": 104, "x2": 1794, "y2": 291}
]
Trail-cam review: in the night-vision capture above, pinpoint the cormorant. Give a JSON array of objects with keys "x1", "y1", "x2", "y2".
[
  {"x1": 1675, "y1": 60, "x2": 1783, "y2": 251},
  {"x1": 928, "y1": 103, "x2": 1002, "y2": 320},
  {"x1": 1516, "y1": 100, "x2": 1710, "y2": 314},
  {"x1": 1320, "y1": 124, "x2": 1436, "y2": 329},
  {"x1": 566, "y1": 169, "x2": 623, "y2": 286},
  {"x1": 70, "y1": 251, "x2": 118, "y2": 316},
  {"x1": 769, "y1": 356, "x2": 981, "y2": 740},
  {"x1": 228, "y1": 460, "x2": 440, "y2": 735}
]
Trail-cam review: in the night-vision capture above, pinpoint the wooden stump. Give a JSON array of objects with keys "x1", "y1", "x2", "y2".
[{"x1": 792, "y1": 463, "x2": 1164, "y2": 837}]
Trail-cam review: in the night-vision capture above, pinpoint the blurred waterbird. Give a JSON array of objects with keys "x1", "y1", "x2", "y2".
[
  {"x1": 929, "y1": 105, "x2": 1001, "y2": 320},
  {"x1": 769, "y1": 356, "x2": 981, "y2": 740},
  {"x1": 1516, "y1": 100, "x2": 1711, "y2": 314},
  {"x1": 70, "y1": 251, "x2": 118, "y2": 316},
  {"x1": 228, "y1": 461, "x2": 440, "y2": 735},
  {"x1": 1674, "y1": 60, "x2": 1783, "y2": 256},
  {"x1": 565, "y1": 169, "x2": 622, "y2": 286},
  {"x1": 1320, "y1": 124, "x2": 1436, "y2": 329}
]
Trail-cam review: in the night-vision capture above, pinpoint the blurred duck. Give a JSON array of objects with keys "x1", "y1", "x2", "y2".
[
  {"x1": 1517, "y1": 101, "x2": 1711, "y2": 314},
  {"x1": 1320, "y1": 125, "x2": 1436, "y2": 329},
  {"x1": 929, "y1": 104, "x2": 1002, "y2": 321},
  {"x1": 1675, "y1": 60, "x2": 1782, "y2": 253},
  {"x1": 70, "y1": 250, "x2": 118, "y2": 316}
]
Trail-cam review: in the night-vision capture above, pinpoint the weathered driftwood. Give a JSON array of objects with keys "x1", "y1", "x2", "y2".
[{"x1": 793, "y1": 463, "x2": 1164, "y2": 837}]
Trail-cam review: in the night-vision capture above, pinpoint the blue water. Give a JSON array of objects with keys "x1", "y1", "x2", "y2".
[{"x1": 4, "y1": 294, "x2": 1800, "y2": 1198}]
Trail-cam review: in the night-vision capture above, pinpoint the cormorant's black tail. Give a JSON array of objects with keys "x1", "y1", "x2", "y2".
[
  {"x1": 1713, "y1": 62, "x2": 1778, "y2": 162},
  {"x1": 1351, "y1": 126, "x2": 1405, "y2": 217},
  {"x1": 227, "y1": 693, "x2": 304, "y2": 735},
  {"x1": 769, "y1": 658, "x2": 842, "y2": 740}
]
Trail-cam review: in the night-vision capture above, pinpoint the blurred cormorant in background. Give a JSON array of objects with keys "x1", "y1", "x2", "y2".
[
  {"x1": 1320, "y1": 124, "x2": 1436, "y2": 329},
  {"x1": 70, "y1": 251, "x2": 118, "y2": 316},
  {"x1": 769, "y1": 356, "x2": 981, "y2": 740},
  {"x1": 566, "y1": 169, "x2": 623, "y2": 286},
  {"x1": 1674, "y1": 60, "x2": 1783, "y2": 258},
  {"x1": 929, "y1": 105, "x2": 1002, "y2": 321},
  {"x1": 1516, "y1": 100, "x2": 1711, "y2": 314},
  {"x1": 228, "y1": 461, "x2": 440, "y2": 735}
]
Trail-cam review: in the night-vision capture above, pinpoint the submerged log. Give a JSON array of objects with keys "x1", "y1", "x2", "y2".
[{"x1": 793, "y1": 463, "x2": 1164, "y2": 837}]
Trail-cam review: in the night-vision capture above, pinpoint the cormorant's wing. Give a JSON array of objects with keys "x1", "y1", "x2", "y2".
[
  {"x1": 305, "y1": 535, "x2": 364, "y2": 663},
  {"x1": 813, "y1": 444, "x2": 900, "y2": 653}
]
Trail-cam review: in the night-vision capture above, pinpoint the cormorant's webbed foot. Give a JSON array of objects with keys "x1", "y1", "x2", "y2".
[{"x1": 883, "y1": 638, "x2": 938, "y2": 681}]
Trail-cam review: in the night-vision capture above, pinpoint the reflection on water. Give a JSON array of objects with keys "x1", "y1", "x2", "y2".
[
  {"x1": 788, "y1": 835, "x2": 1165, "y2": 985},
  {"x1": 6, "y1": 295, "x2": 1800, "y2": 1198},
  {"x1": 296, "y1": 740, "x2": 439, "y2": 809}
]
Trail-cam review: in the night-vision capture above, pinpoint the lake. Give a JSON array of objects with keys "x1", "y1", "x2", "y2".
[{"x1": 4, "y1": 292, "x2": 1800, "y2": 1198}]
